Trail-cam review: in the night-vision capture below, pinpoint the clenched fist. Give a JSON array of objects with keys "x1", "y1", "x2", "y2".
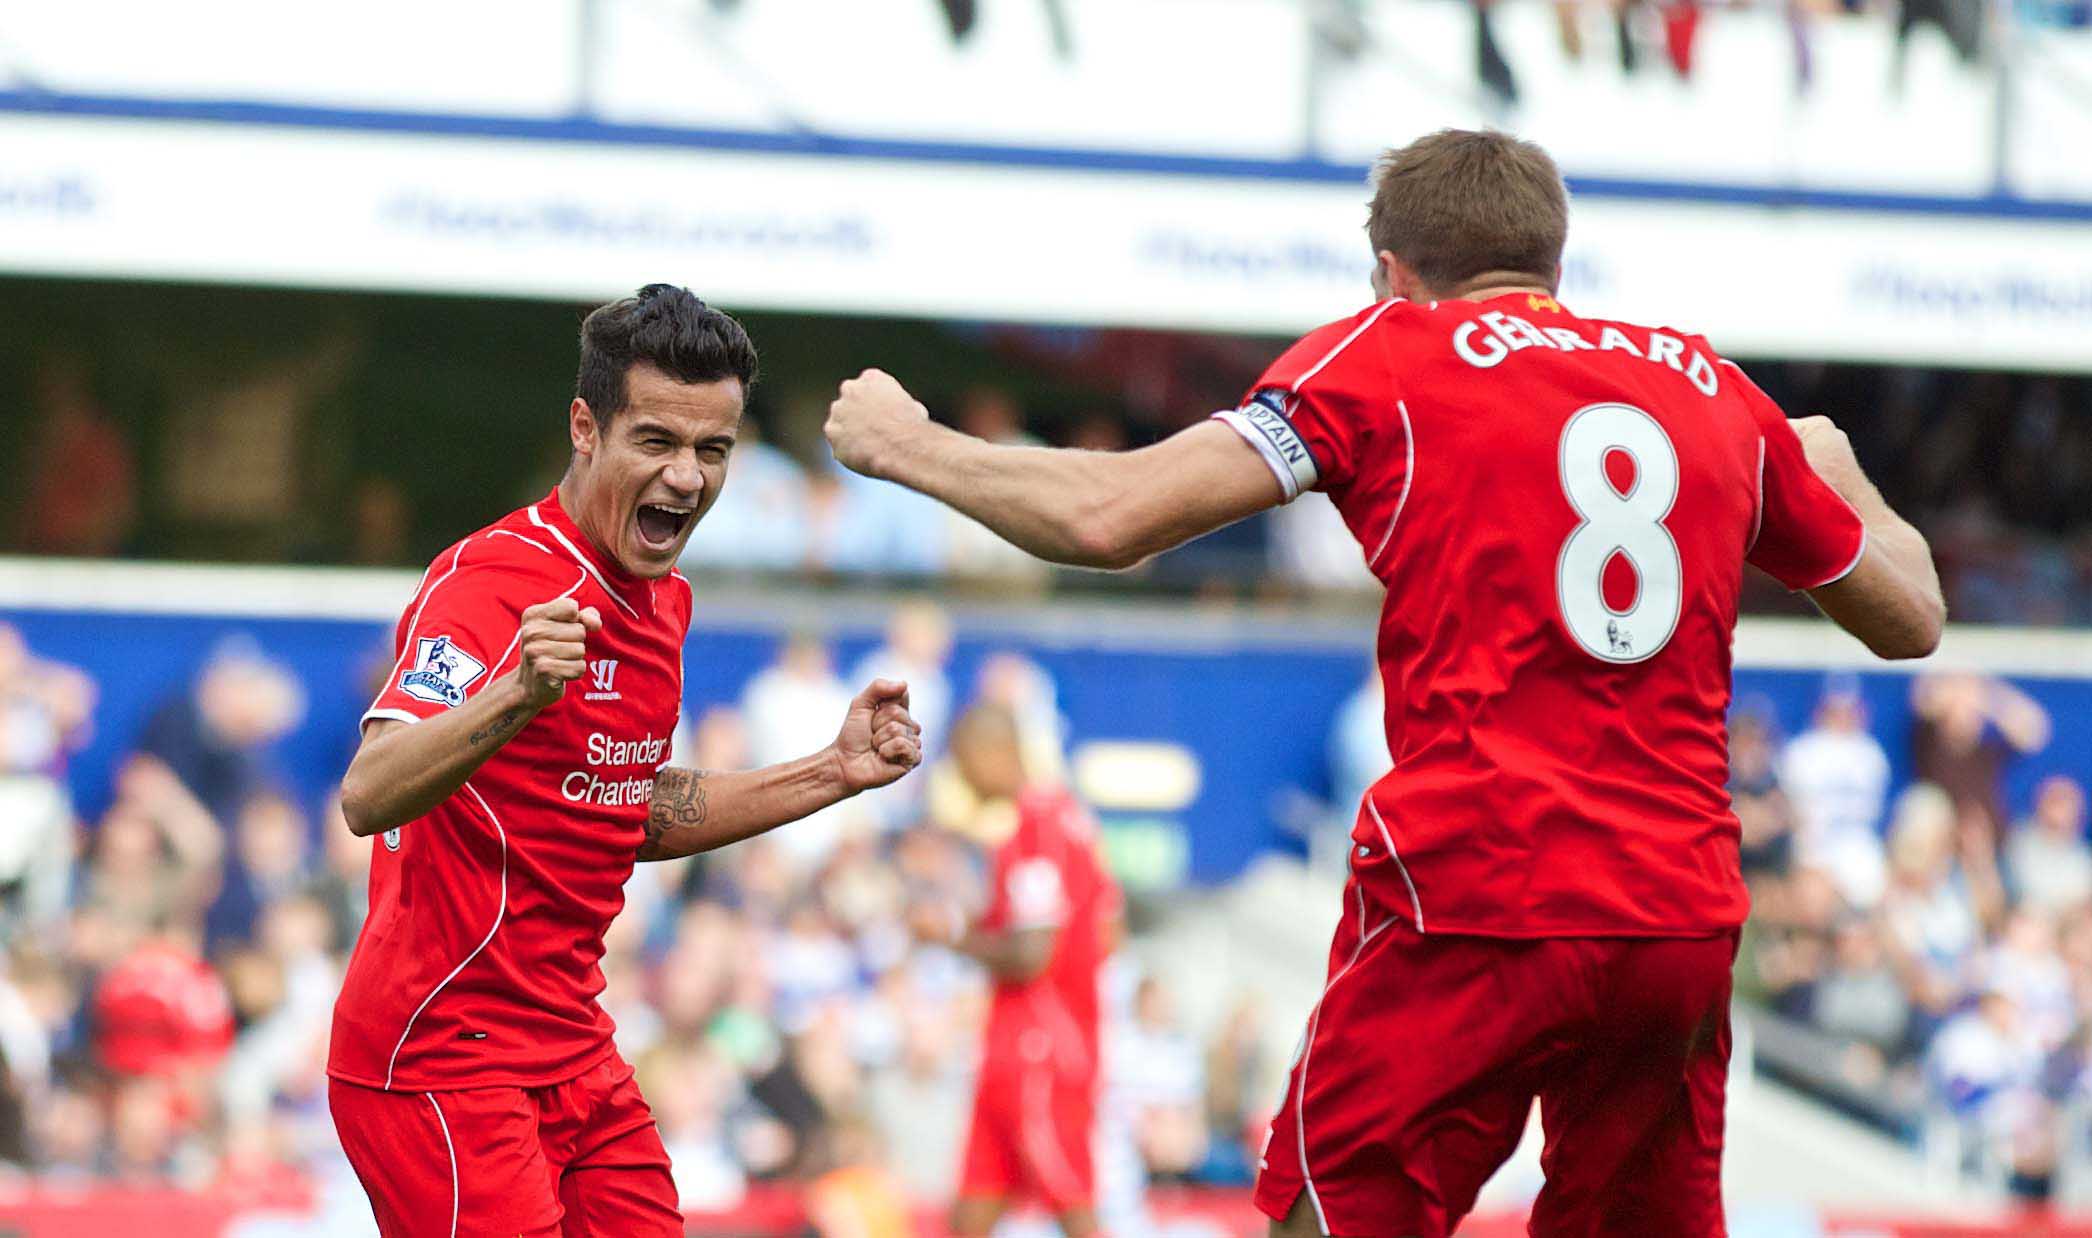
[
  {"x1": 832, "y1": 678, "x2": 924, "y2": 793},
  {"x1": 826, "y1": 369, "x2": 931, "y2": 479},
  {"x1": 515, "y1": 597, "x2": 602, "y2": 707}
]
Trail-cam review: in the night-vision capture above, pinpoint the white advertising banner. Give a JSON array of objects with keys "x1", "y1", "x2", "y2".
[{"x1": 2, "y1": 113, "x2": 2090, "y2": 369}]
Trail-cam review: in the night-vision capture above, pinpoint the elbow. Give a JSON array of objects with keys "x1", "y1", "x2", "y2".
[
  {"x1": 337, "y1": 772, "x2": 386, "y2": 838},
  {"x1": 1059, "y1": 498, "x2": 1149, "y2": 571},
  {"x1": 1870, "y1": 597, "x2": 1946, "y2": 661}
]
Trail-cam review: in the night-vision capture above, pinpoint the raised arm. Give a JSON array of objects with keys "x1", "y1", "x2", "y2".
[
  {"x1": 1790, "y1": 417, "x2": 1945, "y2": 660},
  {"x1": 339, "y1": 598, "x2": 600, "y2": 837},
  {"x1": 825, "y1": 369, "x2": 1284, "y2": 570},
  {"x1": 636, "y1": 680, "x2": 922, "y2": 861}
]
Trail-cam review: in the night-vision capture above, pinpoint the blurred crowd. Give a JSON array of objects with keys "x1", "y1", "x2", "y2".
[
  {"x1": 1724, "y1": 671, "x2": 2092, "y2": 1200},
  {"x1": 1443, "y1": 0, "x2": 2018, "y2": 109},
  {"x1": 0, "y1": 616, "x2": 1280, "y2": 1220},
  {"x1": 14, "y1": 350, "x2": 2092, "y2": 623}
]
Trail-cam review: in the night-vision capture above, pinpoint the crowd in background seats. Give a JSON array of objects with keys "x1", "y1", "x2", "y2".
[{"x1": 0, "y1": 618, "x2": 1276, "y2": 1226}]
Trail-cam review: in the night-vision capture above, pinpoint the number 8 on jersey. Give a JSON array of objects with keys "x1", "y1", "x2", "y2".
[{"x1": 1555, "y1": 403, "x2": 1682, "y2": 664}]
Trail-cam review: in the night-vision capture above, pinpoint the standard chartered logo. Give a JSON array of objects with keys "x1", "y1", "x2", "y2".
[{"x1": 562, "y1": 731, "x2": 669, "y2": 806}]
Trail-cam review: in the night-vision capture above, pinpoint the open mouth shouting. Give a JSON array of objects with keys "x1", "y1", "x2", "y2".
[{"x1": 634, "y1": 502, "x2": 696, "y2": 552}]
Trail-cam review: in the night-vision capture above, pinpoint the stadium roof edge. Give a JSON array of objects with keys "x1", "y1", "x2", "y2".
[
  {"x1": 2, "y1": 555, "x2": 2086, "y2": 675},
  {"x1": 4, "y1": 88, "x2": 2091, "y2": 223}
]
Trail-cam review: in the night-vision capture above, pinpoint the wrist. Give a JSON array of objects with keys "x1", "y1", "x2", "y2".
[
  {"x1": 819, "y1": 745, "x2": 860, "y2": 801},
  {"x1": 869, "y1": 417, "x2": 939, "y2": 484}
]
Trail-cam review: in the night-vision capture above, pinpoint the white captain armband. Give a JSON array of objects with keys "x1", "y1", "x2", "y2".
[{"x1": 1211, "y1": 391, "x2": 1320, "y2": 501}]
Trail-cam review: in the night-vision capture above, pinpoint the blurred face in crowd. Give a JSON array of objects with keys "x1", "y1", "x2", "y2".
[
  {"x1": 197, "y1": 655, "x2": 305, "y2": 747},
  {"x1": 1816, "y1": 691, "x2": 1864, "y2": 733},
  {"x1": 236, "y1": 793, "x2": 307, "y2": 881},
  {"x1": 566, "y1": 362, "x2": 742, "y2": 578},
  {"x1": 950, "y1": 707, "x2": 1026, "y2": 803},
  {"x1": 2037, "y1": 776, "x2": 2087, "y2": 836}
]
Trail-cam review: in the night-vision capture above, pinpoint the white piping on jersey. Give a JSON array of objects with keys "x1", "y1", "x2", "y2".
[
  {"x1": 1288, "y1": 299, "x2": 1402, "y2": 394},
  {"x1": 424, "y1": 1093, "x2": 460, "y2": 1238},
  {"x1": 1022, "y1": 1057, "x2": 1089, "y2": 1208},
  {"x1": 361, "y1": 707, "x2": 423, "y2": 729},
  {"x1": 1366, "y1": 399, "x2": 1416, "y2": 571},
  {"x1": 1364, "y1": 796, "x2": 1425, "y2": 933},
  {"x1": 487, "y1": 528, "x2": 558, "y2": 557},
  {"x1": 526, "y1": 505, "x2": 640, "y2": 618},
  {"x1": 384, "y1": 780, "x2": 509, "y2": 1091},
  {"x1": 1811, "y1": 527, "x2": 1871, "y2": 590},
  {"x1": 482, "y1": 570, "x2": 588, "y2": 685},
  {"x1": 1748, "y1": 437, "x2": 1767, "y2": 555},
  {"x1": 1293, "y1": 879, "x2": 1398, "y2": 1235},
  {"x1": 368, "y1": 541, "x2": 470, "y2": 720}
]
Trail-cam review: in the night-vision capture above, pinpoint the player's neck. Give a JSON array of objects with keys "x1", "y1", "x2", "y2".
[
  {"x1": 1440, "y1": 273, "x2": 1554, "y2": 303},
  {"x1": 554, "y1": 471, "x2": 620, "y2": 574}
]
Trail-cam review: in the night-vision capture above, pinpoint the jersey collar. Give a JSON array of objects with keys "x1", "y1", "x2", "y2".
[{"x1": 528, "y1": 488, "x2": 654, "y2": 619}]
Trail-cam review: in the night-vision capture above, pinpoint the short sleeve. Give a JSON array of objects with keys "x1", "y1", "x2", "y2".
[
  {"x1": 364, "y1": 551, "x2": 569, "y2": 729},
  {"x1": 1733, "y1": 368, "x2": 1868, "y2": 590},
  {"x1": 1209, "y1": 305, "x2": 1397, "y2": 500}
]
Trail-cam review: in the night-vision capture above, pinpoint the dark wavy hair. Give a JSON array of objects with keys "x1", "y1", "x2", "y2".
[{"x1": 574, "y1": 283, "x2": 758, "y2": 422}]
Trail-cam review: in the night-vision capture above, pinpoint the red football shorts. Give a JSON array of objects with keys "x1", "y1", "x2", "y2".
[
  {"x1": 959, "y1": 1062, "x2": 1097, "y2": 1212},
  {"x1": 330, "y1": 1051, "x2": 680, "y2": 1237},
  {"x1": 1255, "y1": 879, "x2": 1737, "y2": 1238}
]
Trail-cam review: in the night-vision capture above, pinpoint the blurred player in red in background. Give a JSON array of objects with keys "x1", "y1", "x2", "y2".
[
  {"x1": 914, "y1": 704, "x2": 1123, "y2": 1238},
  {"x1": 327, "y1": 284, "x2": 922, "y2": 1238},
  {"x1": 826, "y1": 131, "x2": 1945, "y2": 1237}
]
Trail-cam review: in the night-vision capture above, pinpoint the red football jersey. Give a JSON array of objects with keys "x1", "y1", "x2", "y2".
[
  {"x1": 1215, "y1": 293, "x2": 1865, "y2": 937},
  {"x1": 328, "y1": 489, "x2": 691, "y2": 1091},
  {"x1": 976, "y1": 786, "x2": 1122, "y2": 1086}
]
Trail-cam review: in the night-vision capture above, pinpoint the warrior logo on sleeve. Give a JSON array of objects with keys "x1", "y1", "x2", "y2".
[{"x1": 400, "y1": 635, "x2": 488, "y2": 707}]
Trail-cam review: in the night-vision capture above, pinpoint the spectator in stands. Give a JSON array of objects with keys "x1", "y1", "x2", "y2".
[
  {"x1": 850, "y1": 600, "x2": 956, "y2": 827},
  {"x1": 1730, "y1": 702, "x2": 1797, "y2": 881},
  {"x1": 1113, "y1": 975, "x2": 1205, "y2": 1184},
  {"x1": 807, "y1": 461, "x2": 952, "y2": 578},
  {"x1": 1981, "y1": 910, "x2": 2075, "y2": 1054},
  {"x1": 203, "y1": 790, "x2": 312, "y2": 950},
  {"x1": 864, "y1": 965, "x2": 970, "y2": 1202},
  {"x1": 1882, "y1": 783, "x2": 1989, "y2": 1030},
  {"x1": 71, "y1": 756, "x2": 224, "y2": 970},
  {"x1": 344, "y1": 475, "x2": 413, "y2": 567},
  {"x1": 1926, "y1": 986, "x2": 2042, "y2": 1170},
  {"x1": 742, "y1": 635, "x2": 869, "y2": 870},
  {"x1": 91, "y1": 918, "x2": 234, "y2": 1146},
  {"x1": 12, "y1": 354, "x2": 137, "y2": 557},
  {"x1": 0, "y1": 624, "x2": 93, "y2": 938},
  {"x1": 1201, "y1": 993, "x2": 1268, "y2": 1185},
  {"x1": 1782, "y1": 678, "x2": 1893, "y2": 908},
  {"x1": 135, "y1": 637, "x2": 306, "y2": 827},
  {"x1": 1809, "y1": 916, "x2": 1912, "y2": 1083},
  {"x1": 1911, "y1": 671, "x2": 2051, "y2": 841},
  {"x1": 679, "y1": 415, "x2": 813, "y2": 574},
  {"x1": 2006, "y1": 775, "x2": 2092, "y2": 916},
  {"x1": 309, "y1": 791, "x2": 370, "y2": 952},
  {"x1": 1269, "y1": 493, "x2": 1374, "y2": 593},
  {"x1": 642, "y1": 1039, "x2": 747, "y2": 1211}
]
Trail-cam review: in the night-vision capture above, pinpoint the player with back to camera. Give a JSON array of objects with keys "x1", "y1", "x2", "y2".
[
  {"x1": 912, "y1": 703, "x2": 1123, "y2": 1238},
  {"x1": 823, "y1": 130, "x2": 1945, "y2": 1237},
  {"x1": 327, "y1": 284, "x2": 924, "y2": 1237}
]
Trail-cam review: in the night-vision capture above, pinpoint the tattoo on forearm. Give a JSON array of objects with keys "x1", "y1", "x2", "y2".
[
  {"x1": 637, "y1": 768, "x2": 710, "y2": 861},
  {"x1": 468, "y1": 706, "x2": 526, "y2": 747}
]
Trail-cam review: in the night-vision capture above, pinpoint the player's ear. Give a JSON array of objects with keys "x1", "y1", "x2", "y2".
[
  {"x1": 569, "y1": 398, "x2": 599, "y2": 459},
  {"x1": 1372, "y1": 250, "x2": 1400, "y2": 301}
]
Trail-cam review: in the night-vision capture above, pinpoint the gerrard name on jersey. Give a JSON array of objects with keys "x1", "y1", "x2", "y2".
[{"x1": 1450, "y1": 301, "x2": 1723, "y2": 396}]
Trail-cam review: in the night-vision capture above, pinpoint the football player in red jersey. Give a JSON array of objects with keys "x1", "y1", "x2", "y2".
[
  {"x1": 915, "y1": 705, "x2": 1123, "y2": 1238},
  {"x1": 327, "y1": 284, "x2": 923, "y2": 1238},
  {"x1": 825, "y1": 131, "x2": 1943, "y2": 1237}
]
